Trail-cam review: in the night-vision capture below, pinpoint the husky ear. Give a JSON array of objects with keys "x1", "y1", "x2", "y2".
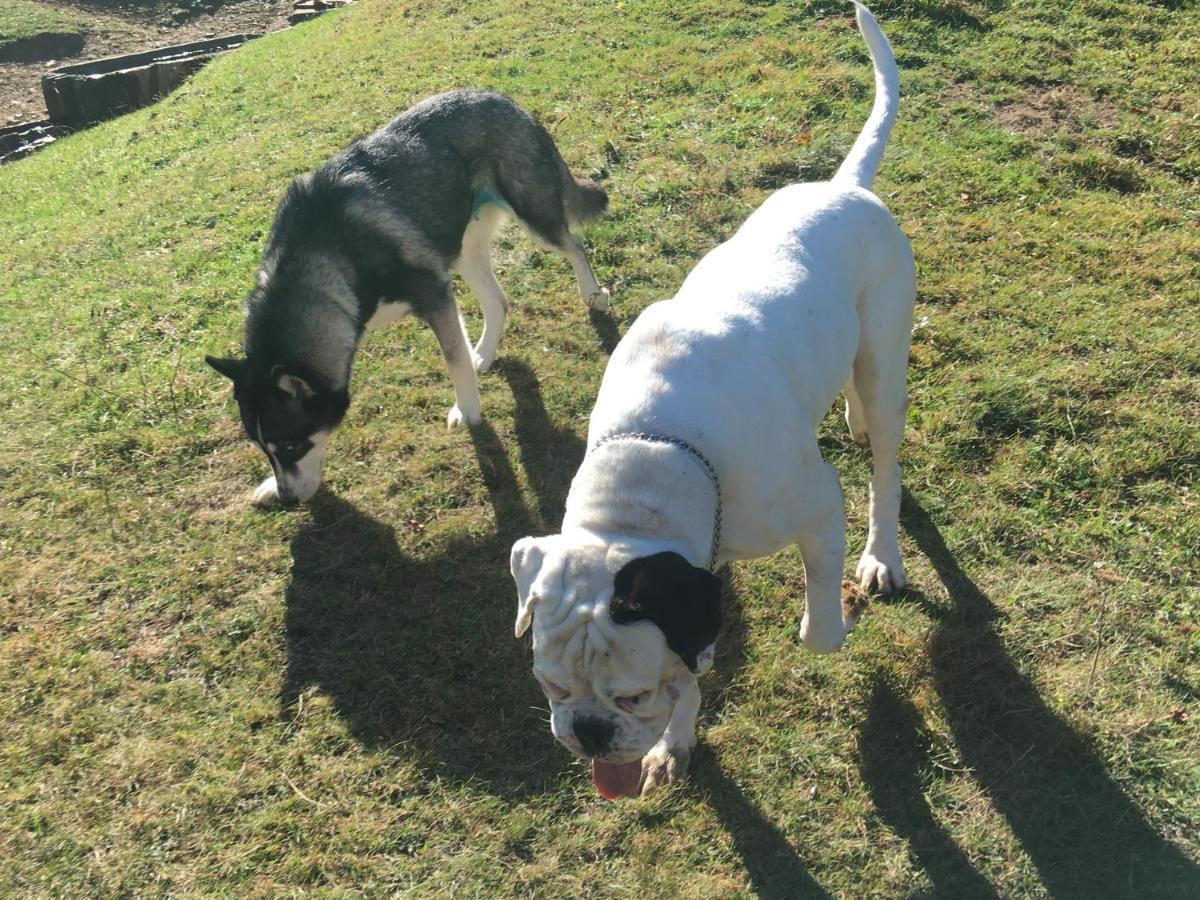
[
  {"x1": 510, "y1": 537, "x2": 548, "y2": 638},
  {"x1": 610, "y1": 552, "x2": 722, "y2": 674},
  {"x1": 271, "y1": 366, "x2": 315, "y2": 400},
  {"x1": 206, "y1": 355, "x2": 246, "y2": 384}
]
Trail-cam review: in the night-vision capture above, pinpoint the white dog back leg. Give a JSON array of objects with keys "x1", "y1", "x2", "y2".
[
  {"x1": 843, "y1": 378, "x2": 871, "y2": 447},
  {"x1": 796, "y1": 463, "x2": 852, "y2": 653},
  {"x1": 850, "y1": 282, "x2": 914, "y2": 594},
  {"x1": 455, "y1": 204, "x2": 510, "y2": 373}
]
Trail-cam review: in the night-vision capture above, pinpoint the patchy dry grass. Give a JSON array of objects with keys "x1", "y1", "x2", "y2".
[{"x1": 1, "y1": 0, "x2": 1197, "y2": 895}]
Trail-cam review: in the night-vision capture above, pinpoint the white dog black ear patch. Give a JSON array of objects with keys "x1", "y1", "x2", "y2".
[{"x1": 610, "y1": 552, "x2": 722, "y2": 673}]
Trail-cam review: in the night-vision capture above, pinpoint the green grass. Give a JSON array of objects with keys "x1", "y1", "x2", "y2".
[
  {"x1": 0, "y1": 0, "x2": 87, "y2": 51},
  {"x1": 2, "y1": 0, "x2": 1198, "y2": 894}
]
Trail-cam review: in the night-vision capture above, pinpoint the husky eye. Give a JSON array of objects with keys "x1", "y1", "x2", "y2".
[
  {"x1": 277, "y1": 440, "x2": 305, "y2": 454},
  {"x1": 615, "y1": 690, "x2": 652, "y2": 712}
]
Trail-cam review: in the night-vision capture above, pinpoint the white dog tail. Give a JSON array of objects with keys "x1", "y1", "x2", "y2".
[{"x1": 833, "y1": 1, "x2": 899, "y2": 190}]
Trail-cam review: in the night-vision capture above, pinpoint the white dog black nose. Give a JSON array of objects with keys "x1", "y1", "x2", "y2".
[{"x1": 573, "y1": 713, "x2": 615, "y2": 757}]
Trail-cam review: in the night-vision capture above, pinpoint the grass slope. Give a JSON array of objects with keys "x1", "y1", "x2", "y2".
[
  {"x1": 0, "y1": 0, "x2": 86, "y2": 51},
  {"x1": 1, "y1": 0, "x2": 1198, "y2": 894}
]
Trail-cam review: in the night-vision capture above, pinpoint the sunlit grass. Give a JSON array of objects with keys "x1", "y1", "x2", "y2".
[{"x1": 1, "y1": 0, "x2": 1197, "y2": 894}]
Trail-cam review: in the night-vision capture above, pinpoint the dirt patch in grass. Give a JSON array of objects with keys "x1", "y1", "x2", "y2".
[
  {"x1": 993, "y1": 84, "x2": 1121, "y2": 139},
  {"x1": 941, "y1": 80, "x2": 987, "y2": 106}
]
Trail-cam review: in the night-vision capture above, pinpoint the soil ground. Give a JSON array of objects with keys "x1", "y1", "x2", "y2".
[{"x1": 1, "y1": 0, "x2": 292, "y2": 124}]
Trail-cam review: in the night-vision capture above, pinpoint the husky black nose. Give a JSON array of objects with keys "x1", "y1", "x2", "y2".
[{"x1": 573, "y1": 713, "x2": 615, "y2": 758}]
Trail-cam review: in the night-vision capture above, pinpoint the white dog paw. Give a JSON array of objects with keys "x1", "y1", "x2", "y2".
[
  {"x1": 447, "y1": 403, "x2": 483, "y2": 429},
  {"x1": 800, "y1": 613, "x2": 846, "y2": 654},
  {"x1": 586, "y1": 287, "x2": 611, "y2": 311},
  {"x1": 639, "y1": 741, "x2": 691, "y2": 795},
  {"x1": 252, "y1": 476, "x2": 281, "y2": 508},
  {"x1": 856, "y1": 549, "x2": 906, "y2": 595}
]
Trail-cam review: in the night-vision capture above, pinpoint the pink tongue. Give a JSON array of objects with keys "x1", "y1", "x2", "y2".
[{"x1": 592, "y1": 759, "x2": 643, "y2": 800}]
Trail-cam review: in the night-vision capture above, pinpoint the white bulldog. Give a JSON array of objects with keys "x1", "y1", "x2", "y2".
[{"x1": 511, "y1": 1, "x2": 915, "y2": 799}]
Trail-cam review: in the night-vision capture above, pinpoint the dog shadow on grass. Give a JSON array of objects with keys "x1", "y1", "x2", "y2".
[
  {"x1": 279, "y1": 357, "x2": 600, "y2": 799},
  {"x1": 280, "y1": 371, "x2": 588, "y2": 798},
  {"x1": 856, "y1": 491, "x2": 1200, "y2": 897},
  {"x1": 281, "y1": 357, "x2": 830, "y2": 888},
  {"x1": 587, "y1": 307, "x2": 622, "y2": 356},
  {"x1": 280, "y1": 450, "x2": 550, "y2": 796},
  {"x1": 494, "y1": 358, "x2": 586, "y2": 529},
  {"x1": 690, "y1": 582, "x2": 834, "y2": 900}
]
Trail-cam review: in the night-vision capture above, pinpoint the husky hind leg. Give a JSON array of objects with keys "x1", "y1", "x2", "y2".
[
  {"x1": 455, "y1": 203, "x2": 511, "y2": 372},
  {"x1": 492, "y1": 147, "x2": 610, "y2": 310}
]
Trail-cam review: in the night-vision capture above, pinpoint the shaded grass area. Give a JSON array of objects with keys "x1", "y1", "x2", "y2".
[{"x1": 1, "y1": 0, "x2": 1198, "y2": 894}]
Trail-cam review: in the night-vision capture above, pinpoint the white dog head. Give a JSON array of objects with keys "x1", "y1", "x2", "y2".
[{"x1": 510, "y1": 533, "x2": 721, "y2": 797}]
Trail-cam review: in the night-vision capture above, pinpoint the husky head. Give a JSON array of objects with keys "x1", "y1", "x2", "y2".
[{"x1": 206, "y1": 356, "x2": 349, "y2": 506}]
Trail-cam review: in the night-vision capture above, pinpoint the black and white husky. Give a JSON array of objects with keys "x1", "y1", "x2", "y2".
[{"x1": 206, "y1": 90, "x2": 609, "y2": 506}]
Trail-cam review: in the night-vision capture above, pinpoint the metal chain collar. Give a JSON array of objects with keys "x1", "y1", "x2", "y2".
[{"x1": 588, "y1": 431, "x2": 722, "y2": 571}]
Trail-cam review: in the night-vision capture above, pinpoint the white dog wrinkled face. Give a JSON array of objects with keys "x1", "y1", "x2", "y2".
[
  {"x1": 512, "y1": 537, "x2": 678, "y2": 761},
  {"x1": 541, "y1": 617, "x2": 688, "y2": 765},
  {"x1": 510, "y1": 536, "x2": 721, "y2": 774}
]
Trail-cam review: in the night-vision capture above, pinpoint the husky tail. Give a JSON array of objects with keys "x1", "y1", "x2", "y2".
[
  {"x1": 564, "y1": 173, "x2": 608, "y2": 226},
  {"x1": 833, "y1": 1, "x2": 899, "y2": 190}
]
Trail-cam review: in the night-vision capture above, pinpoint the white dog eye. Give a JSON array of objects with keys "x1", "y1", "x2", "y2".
[{"x1": 615, "y1": 690, "x2": 652, "y2": 712}]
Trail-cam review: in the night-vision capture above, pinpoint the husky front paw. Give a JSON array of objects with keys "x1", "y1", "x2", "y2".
[
  {"x1": 639, "y1": 741, "x2": 691, "y2": 795},
  {"x1": 472, "y1": 350, "x2": 495, "y2": 374},
  {"x1": 252, "y1": 476, "x2": 282, "y2": 508},
  {"x1": 586, "y1": 287, "x2": 611, "y2": 311},
  {"x1": 447, "y1": 404, "x2": 482, "y2": 429}
]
